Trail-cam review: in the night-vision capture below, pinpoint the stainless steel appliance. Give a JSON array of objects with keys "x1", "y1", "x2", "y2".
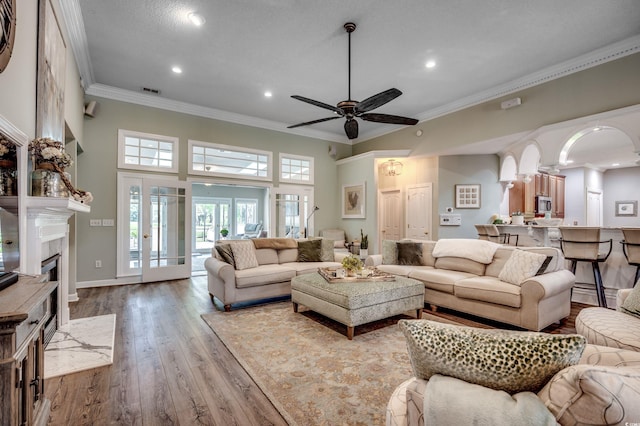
[{"x1": 536, "y1": 196, "x2": 552, "y2": 215}]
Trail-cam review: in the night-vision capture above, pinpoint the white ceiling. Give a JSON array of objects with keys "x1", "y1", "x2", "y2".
[{"x1": 66, "y1": 1, "x2": 640, "y2": 147}]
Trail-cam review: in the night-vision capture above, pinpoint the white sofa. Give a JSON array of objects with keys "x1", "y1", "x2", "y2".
[
  {"x1": 205, "y1": 237, "x2": 346, "y2": 311},
  {"x1": 366, "y1": 239, "x2": 575, "y2": 331}
]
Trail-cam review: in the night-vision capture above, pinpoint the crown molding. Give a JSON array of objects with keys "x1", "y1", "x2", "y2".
[{"x1": 58, "y1": 0, "x2": 94, "y2": 90}]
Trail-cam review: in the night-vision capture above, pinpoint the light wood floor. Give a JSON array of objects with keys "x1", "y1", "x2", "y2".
[{"x1": 46, "y1": 277, "x2": 587, "y2": 425}]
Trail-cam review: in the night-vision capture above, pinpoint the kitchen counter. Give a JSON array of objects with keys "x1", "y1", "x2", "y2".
[{"x1": 496, "y1": 225, "x2": 636, "y2": 307}]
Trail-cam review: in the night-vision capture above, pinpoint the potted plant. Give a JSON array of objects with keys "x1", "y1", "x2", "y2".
[
  {"x1": 220, "y1": 227, "x2": 229, "y2": 238},
  {"x1": 341, "y1": 254, "x2": 363, "y2": 277},
  {"x1": 511, "y1": 211, "x2": 524, "y2": 225},
  {"x1": 359, "y1": 229, "x2": 369, "y2": 259}
]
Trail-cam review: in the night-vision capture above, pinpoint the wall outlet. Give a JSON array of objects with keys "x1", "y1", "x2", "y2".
[
  {"x1": 95, "y1": 260, "x2": 102, "y2": 268},
  {"x1": 90, "y1": 219, "x2": 102, "y2": 227}
]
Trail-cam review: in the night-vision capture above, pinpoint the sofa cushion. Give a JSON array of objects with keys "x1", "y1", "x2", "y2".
[
  {"x1": 620, "y1": 283, "x2": 640, "y2": 319},
  {"x1": 281, "y1": 261, "x2": 341, "y2": 275},
  {"x1": 397, "y1": 242, "x2": 423, "y2": 265},
  {"x1": 408, "y1": 269, "x2": 476, "y2": 294},
  {"x1": 255, "y1": 248, "x2": 278, "y2": 265},
  {"x1": 377, "y1": 264, "x2": 424, "y2": 277},
  {"x1": 538, "y1": 363, "x2": 640, "y2": 424},
  {"x1": 454, "y1": 276, "x2": 521, "y2": 308},
  {"x1": 432, "y1": 239, "x2": 501, "y2": 264},
  {"x1": 215, "y1": 244, "x2": 236, "y2": 268},
  {"x1": 312, "y1": 238, "x2": 336, "y2": 262},
  {"x1": 382, "y1": 239, "x2": 399, "y2": 264},
  {"x1": 484, "y1": 246, "x2": 516, "y2": 277},
  {"x1": 230, "y1": 242, "x2": 259, "y2": 270},
  {"x1": 398, "y1": 319, "x2": 586, "y2": 394},
  {"x1": 498, "y1": 249, "x2": 548, "y2": 285},
  {"x1": 234, "y1": 264, "x2": 296, "y2": 288},
  {"x1": 298, "y1": 239, "x2": 322, "y2": 262},
  {"x1": 278, "y1": 248, "x2": 299, "y2": 264},
  {"x1": 434, "y1": 256, "x2": 485, "y2": 275}
]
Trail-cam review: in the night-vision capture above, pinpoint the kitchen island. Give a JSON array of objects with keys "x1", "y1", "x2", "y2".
[{"x1": 496, "y1": 224, "x2": 636, "y2": 307}]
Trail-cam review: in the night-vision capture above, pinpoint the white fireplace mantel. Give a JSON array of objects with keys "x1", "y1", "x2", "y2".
[{"x1": 26, "y1": 196, "x2": 90, "y2": 326}]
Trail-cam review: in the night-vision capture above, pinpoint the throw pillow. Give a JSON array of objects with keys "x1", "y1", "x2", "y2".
[
  {"x1": 620, "y1": 284, "x2": 640, "y2": 318},
  {"x1": 498, "y1": 249, "x2": 549, "y2": 285},
  {"x1": 298, "y1": 239, "x2": 322, "y2": 262},
  {"x1": 313, "y1": 238, "x2": 335, "y2": 262},
  {"x1": 230, "y1": 242, "x2": 259, "y2": 270},
  {"x1": 382, "y1": 240, "x2": 398, "y2": 264},
  {"x1": 215, "y1": 244, "x2": 235, "y2": 268},
  {"x1": 398, "y1": 319, "x2": 586, "y2": 394},
  {"x1": 397, "y1": 242, "x2": 423, "y2": 266},
  {"x1": 535, "y1": 255, "x2": 553, "y2": 275}
]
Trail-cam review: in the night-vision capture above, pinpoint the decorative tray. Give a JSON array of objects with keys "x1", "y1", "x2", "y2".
[{"x1": 318, "y1": 267, "x2": 396, "y2": 283}]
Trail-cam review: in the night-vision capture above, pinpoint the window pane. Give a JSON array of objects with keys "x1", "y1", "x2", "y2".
[{"x1": 192, "y1": 143, "x2": 270, "y2": 179}]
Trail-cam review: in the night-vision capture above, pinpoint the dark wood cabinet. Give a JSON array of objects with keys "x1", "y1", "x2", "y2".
[
  {"x1": 510, "y1": 174, "x2": 564, "y2": 218},
  {"x1": 0, "y1": 277, "x2": 56, "y2": 426},
  {"x1": 550, "y1": 175, "x2": 565, "y2": 218}
]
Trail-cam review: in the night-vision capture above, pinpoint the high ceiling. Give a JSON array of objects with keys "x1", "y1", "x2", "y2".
[{"x1": 66, "y1": 1, "x2": 640, "y2": 145}]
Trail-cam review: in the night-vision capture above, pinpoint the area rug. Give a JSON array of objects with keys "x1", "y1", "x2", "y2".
[{"x1": 202, "y1": 302, "x2": 419, "y2": 425}]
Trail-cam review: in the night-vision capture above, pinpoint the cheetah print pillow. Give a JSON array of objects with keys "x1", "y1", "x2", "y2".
[{"x1": 398, "y1": 320, "x2": 586, "y2": 394}]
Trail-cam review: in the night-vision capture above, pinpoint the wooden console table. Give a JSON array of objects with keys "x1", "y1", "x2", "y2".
[{"x1": 0, "y1": 275, "x2": 56, "y2": 426}]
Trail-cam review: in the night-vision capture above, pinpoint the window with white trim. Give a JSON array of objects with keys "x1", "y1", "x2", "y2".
[
  {"x1": 279, "y1": 153, "x2": 314, "y2": 184},
  {"x1": 118, "y1": 129, "x2": 178, "y2": 173},
  {"x1": 189, "y1": 140, "x2": 272, "y2": 181}
]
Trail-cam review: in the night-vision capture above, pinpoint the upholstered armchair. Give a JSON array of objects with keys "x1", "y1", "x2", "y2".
[{"x1": 386, "y1": 320, "x2": 640, "y2": 426}]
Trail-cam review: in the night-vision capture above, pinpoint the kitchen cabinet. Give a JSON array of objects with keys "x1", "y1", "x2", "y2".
[
  {"x1": 508, "y1": 179, "x2": 535, "y2": 218},
  {"x1": 550, "y1": 175, "x2": 565, "y2": 218},
  {"x1": 535, "y1": 173, "x2": 550, "y2": 196}
]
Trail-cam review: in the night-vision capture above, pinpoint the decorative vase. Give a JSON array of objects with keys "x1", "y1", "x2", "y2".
[
  {"x1": 346, "y1": 269, "x2": 358, "y2": 277},
  {"x1": 35, "y1": 162, "x2": 57, "y2": 171},
  {"x1": 359, "y1": 248, "x2": 368, "y2": 259},
  {"x1": 31, "y1": 169, "x2": 70, "y2": 198},
  {"x1": 0, "y1": 160, "x2": 16, "y2": 196},
  {"x1": 511, "y1": 215, "x2": 524, "y2": 225}
]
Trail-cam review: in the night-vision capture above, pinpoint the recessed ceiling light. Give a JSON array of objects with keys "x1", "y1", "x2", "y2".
[
  {"x1": 264, "y1": 91, "x2": 273, "y2": 98},
  {"x1": 612, "y1": 163, "x2": 620, "y2": 166},
  {"x1": 172, "y1": 66, "x2": 182, "y2": 74},
  {"x1": 566, "y1": 160, "x2": 574, "y2": 164},
  {"x1": 188, "y1": 12, "x2": 205, "y2": 26},
  {"x1": 425, "y1": 60, "x2": 436, "y2": 69}
]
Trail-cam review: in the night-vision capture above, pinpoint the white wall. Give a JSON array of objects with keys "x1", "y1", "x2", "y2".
[
  {"x1": 603, "y1": 167, "x2": 640, "y2": 227},
  {"x1": 563, "y1": 168, "x2": 585, "y2": 225}
]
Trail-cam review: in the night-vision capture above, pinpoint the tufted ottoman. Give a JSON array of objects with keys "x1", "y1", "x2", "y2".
[
  {"x1": 291, "y1": 272, "x2": 424, "y2": 339},
  {"x1": 575, "y1": 306, "x2": 640, "y2": 352}
]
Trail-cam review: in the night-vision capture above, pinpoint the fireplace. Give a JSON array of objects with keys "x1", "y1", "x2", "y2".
[{"x1": 41, "y1": 254, "x2": 60, "y2": 347}]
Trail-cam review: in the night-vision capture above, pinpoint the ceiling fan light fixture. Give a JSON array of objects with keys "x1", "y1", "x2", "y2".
[
  {"x1": 382, "y1": 159, "x2": 403, "y2": 176},
  {"x1": 188, "y1": 12, "x2": 205, "y2": 26}
]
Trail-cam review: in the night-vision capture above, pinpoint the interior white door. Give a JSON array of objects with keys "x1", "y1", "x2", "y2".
[
  {"x1": 141, "y1": 178, "x2": 192, "y2": 282},
  {"x1": 406, "y1": 183, "x2": 433, "y2": 240},
  {"x1": 586, "y1": 189, "x2": 602, "y2": 227},
  {"x1": 379, "y1": 189, "x2": 402, "y2": 244}
]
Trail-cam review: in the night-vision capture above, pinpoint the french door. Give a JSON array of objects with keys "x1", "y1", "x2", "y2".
[
  {"x1": 273, "y1": 186, "x2": 314, "y2": 238},
  {"x1": 117, "y1": 173, "x2": 191, "y2": 282}
]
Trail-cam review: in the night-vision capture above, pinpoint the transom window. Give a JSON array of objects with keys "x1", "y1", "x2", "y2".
[
  {"x1": 189, "y1": 140, "x2": 272, "y2": 181},
  {"x1": 280, "y1": 153, "x2": 314, "y2": 184},
  {"x1": 118, "y1": 129, "x2": 178, "y2": 173}
]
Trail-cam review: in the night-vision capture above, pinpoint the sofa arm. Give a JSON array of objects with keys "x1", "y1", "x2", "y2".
[
  {"x1": 366, "y1": 254, "x2": 383, "y2": 267},
  {"x1": 617, "y1": 288, "x2": 633, "y2": 308},
  {"x1": 520, "y1": 269, "x2": 575, "y2": 301},
  {"x1": 204, "y1": 257, "x2": 237, "y2": 304}
]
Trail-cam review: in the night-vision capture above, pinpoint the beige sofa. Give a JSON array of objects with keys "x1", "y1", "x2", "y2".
[
  {"x1": 205, "y1": 237, "x2": 346, "y2": 311},
  {"x1": 366, "y1": 239, "x2": 575, "y2": 331},
  {"x1": 387, "y1": 343, "x2": 640, "y2": 425}
]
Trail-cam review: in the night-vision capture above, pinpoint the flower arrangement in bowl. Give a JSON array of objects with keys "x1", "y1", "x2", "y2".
[
  {"x1": 341, "y1": 254, "x2": 363, "y2": 276},
  {"x1": 28, "y1": 137, "x2": 93, "y2": 203},
  {"x1": 0, "y1": 137, "x2": 17, "y2": 163}
]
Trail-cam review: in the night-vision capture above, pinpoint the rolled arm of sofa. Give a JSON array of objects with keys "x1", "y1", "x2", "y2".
[
  {"x1": 204, "y1": 257, "x2": 237, "y2": 302},
  {"x1": 520, "y1": 269, "x2": 575, "y2": 301},
  {"x1": 365, "y1": 254, "x2": 383, "y2": 267}
]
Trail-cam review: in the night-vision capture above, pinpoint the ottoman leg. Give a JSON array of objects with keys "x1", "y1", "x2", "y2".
[
  {"x1": 293, "y1": 302, "x2": 299, "y2": 313},
  {"x1": 347, "y1": 326, "x2": 355, "y2": 340},
  {"x1": 416, "y1": 308, "x2": 422, "y2": 319}
]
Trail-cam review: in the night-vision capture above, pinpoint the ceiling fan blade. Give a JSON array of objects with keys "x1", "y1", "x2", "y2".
[
  {"x1": 344, "y1": 119, "x2": 358, "y2": 140},
  {"x1": 360, "y1": 113, "x2": 418, "y2": 126},
  {"x1": 287, "y1": 116, "x2": 341, "y2": 129},
  {"x1": 355, "y1": 88, "x2": 402, "y2": 113},
  {"x1": 291, "y1": 95, "x2": 344, "y2": 115}
]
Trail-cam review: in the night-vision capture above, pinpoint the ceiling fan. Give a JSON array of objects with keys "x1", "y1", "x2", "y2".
[{"x1": 288, "y1": 22, "x2": 418, "y2": 140}]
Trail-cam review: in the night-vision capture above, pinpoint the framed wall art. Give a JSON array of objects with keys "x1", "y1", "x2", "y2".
[
  {"x1": 342, "y1": 182, "x2": 365, "y2": 218},
  {"x1": 0, "y1": 0, "x2": 17, "y2": 73},
  {"x1": 36, "y1": 0, "x2": 66, "y2": 142},
  {"x1": 455, "y1": 184, "x2": 481, "y2": 209},
  {"x1": 615, "y1": 200, "x2": 637, "y2": 217}
]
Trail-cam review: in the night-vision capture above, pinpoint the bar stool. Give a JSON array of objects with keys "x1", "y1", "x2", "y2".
[
  {"x1": 621, "y1": 227, "x2": 640, "y2": 287},
  {"x1": 475, "y1": 224, "x2": 489, "y2": 241},
  {"x1": 559, "y1": 227, "x2": 612, "y2": 308},
  {"x1": 482, "y1": 224, "x2": 518, "y2": 245}
]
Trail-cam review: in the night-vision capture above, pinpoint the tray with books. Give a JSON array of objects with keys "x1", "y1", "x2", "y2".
[{"x1": 318, "y1": 267, "x2": 396, "y2": 283}]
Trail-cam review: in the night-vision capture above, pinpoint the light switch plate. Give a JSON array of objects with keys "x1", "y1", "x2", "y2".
[
  {"x1": 439, "y1": 214, "x2": 461, "y2": 226},
  {"x1": 102, "y1": 219, "x2": 115, "y2": 227},
  {"x1": 90, "y1": 219, "x2": 102, "y2": 227}
]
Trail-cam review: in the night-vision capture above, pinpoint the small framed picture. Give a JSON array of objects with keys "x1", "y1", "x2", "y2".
[
  {"x1": 455, "y1": 184, "x2": 481, "y2": 209},
  {"x1": 342, "y1": 182, "x2": 365, "y2": 218},
  {"x1": 615, "y1": 200, "x2": 638, "y2": 217}
]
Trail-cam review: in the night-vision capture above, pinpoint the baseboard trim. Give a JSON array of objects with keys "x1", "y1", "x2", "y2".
[
  {"x1": 77, "y1": 276, "x2": 142, "y2": 289},
  {"x1": 571, "y1": 286, "x2": 618, "y2": 309}
]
